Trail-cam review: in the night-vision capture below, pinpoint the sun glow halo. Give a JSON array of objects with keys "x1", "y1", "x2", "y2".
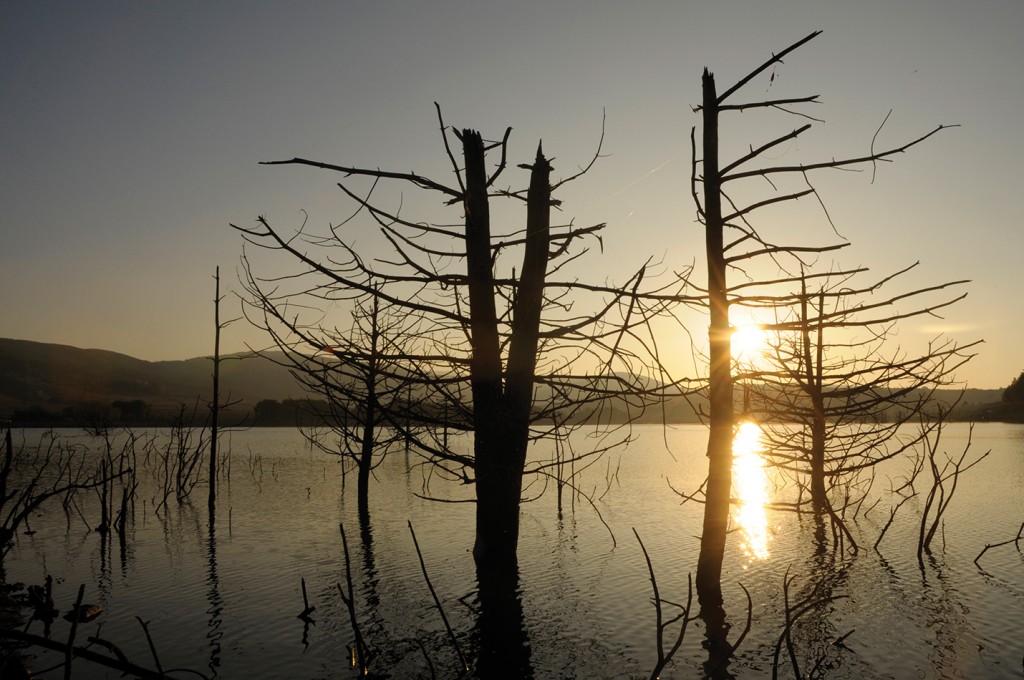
[{"x1": 731, "y1": 322, "x2": 767, "y2": 362}]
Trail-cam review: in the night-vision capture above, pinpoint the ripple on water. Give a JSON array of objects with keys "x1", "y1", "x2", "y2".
[{"x1": 5, "y1": 423, "x2": 1023, "y2": 678}]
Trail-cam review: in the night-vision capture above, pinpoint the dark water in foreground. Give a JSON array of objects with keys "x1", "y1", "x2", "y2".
[{"x1": 4, "y1": 423, "x2": 1023, "y2": 679}]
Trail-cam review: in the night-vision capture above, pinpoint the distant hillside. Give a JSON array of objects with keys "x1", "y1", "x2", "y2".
[
  {"x1": 0, "y1": 338, "x2": 708, "y2": 427},
  {"x1": 0, "y1": 338, "x2": 302, "y2": 425},
  {"x1": 0, "y1": 338, "x2": 1011, "y2": 427}
]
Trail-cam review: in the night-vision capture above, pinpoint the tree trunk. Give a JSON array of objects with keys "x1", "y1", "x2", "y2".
[
  {"x1": 357, "y1": 420, "x2": 373, "y2": 517},
  {"x1": 356, "y1": 295, "x2": 381, "y2": 518},
  {"x1": 1, "y1": 426, "x2": 12, "y2": 507},
  {"x1": 466, "y1": 134, "x2": 551, "y2": 573},
  {"x1": 475, "y1": 558, "x2": 533, "y2": 679},
  {"x1": 462, "y1": 130, "x2": 513, "y2": 569},
  {"x1": 505, "y1": 143, "x2": 550, "y2": 431},
  {"x1": 809, "y1": 417, "x2": 827, "y2": 511},
  {"x1": 696, "y1": 68, "x2": 734, "y2": 605},
  {"x1": 802, "y1": 286, "x2": 856, "y2": 549},
  {"x1": 801, "y1": 284, "x2": 828, "y2": 512},
  {"x1": 208, "y1": 267, "x2": 221, "y2": 519}
]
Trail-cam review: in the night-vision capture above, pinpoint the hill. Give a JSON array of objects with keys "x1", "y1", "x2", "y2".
[
  {"x1": 0, "y1": 338, "x2": 1011, "y2": 427},
  {"x1": 0, "y1": 338, "x2": 301, "y2": 425}
]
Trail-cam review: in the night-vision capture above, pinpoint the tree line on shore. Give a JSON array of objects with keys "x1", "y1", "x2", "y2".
[{"x1": 6, "y1": 382, "x2": 1022, "y2": 429}]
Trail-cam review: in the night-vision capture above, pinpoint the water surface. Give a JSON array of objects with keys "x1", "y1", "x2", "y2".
[{"x1": 5, "y1": 423, "x2": 1023, "y2": 678}]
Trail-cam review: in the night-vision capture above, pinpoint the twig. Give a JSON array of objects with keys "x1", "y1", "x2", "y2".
[
  {"x1": 85, "y1": 636, "x2": 130, "y2": 665},
  {"x1": 415, "y1": 638, "x2": 437, "y2": 680},
  {"x1": 728, "y1": 583, "x2": 754, "y2": 656},
  {"x1": 0, "y1": 628, "x2": 211, "y2": 679},
  {"x1": 833, "y1": 629, "x2": 855, "y2": 648},
  {"x1": 298, "y1": 577, "x2": 316, "y2": 621},
  {"x1": 338, "y1": 523, "x2": 370, "y2": 674},
  {"x1": 409, "y1": 520, "x2": 468, "y2": 673},
  {"x1": 974, "y1": 522, "x2": 1024, "y2": 567},
  {"x1": 918, "y1": 419, "x2": 989, "y2": 561},
  {"x1": 771, "y1": 568, "x2": 848, "y2": 680},
  {"x1": 64, "y1": 584, "x2": 85, "y2": 680},
  {"x1": 783, "y1": 572, "x2": 800, "y2": 680},
  {"x1": 873, "y1": 492, "x2": 916, "y2": 552},
  {"x1": 633, "y1": 528, "x2": 692, "y2": 680},
  {"x1": 135, "y1": 616, "x2": 164, "y2": 676}
]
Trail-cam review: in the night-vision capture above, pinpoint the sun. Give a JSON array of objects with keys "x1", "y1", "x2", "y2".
[{"x1": 731, "y1": 322, "x2": 767, "y2": 362}]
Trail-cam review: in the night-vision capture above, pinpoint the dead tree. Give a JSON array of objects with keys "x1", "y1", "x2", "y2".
[
  {"x1": 235, "y1": 108, "x2": 684, "y2": 576},
  {"x1": 743, "y1": 266, "x2": 978, "y2": 549},
  {"x1": 693, "y1": 30, "x2": 954, "y2": 600},
  {"x1": 248, "y1": 286, "x2": 415, "y2": 518},
  {"x1": 207, "y1": 266, "x2": 245, "y2": 523},
  {"x1": 208, "y1": 267, "x2": 224, "y2": 519},
  {"x1": 917, "y1": 410, "x2": 988, "y2": 563},
  {"x1": 0, "y1": 427, "x2": 125, "y2": 563}
]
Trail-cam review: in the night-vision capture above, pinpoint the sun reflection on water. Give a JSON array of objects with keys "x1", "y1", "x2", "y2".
[{"x1": 733, "y1": 421, "x2": 770, "y2": 561}]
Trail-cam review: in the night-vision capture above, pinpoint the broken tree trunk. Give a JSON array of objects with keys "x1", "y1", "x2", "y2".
[{"x1": 696, "y1": 68, "x2": 734, "y2": 605}]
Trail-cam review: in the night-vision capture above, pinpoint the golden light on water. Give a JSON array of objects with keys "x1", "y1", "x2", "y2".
[{"x1": 732, "y1": 421, "x2": 770, "y2": 561}]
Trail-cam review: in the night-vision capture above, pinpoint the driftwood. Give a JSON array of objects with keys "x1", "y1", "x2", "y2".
[
  {"x1": 1, "y1": 628, "x2": 211, "y2": 679},
  {"x1": 1, "y1": 585, "x2": 210, "y2": 680}
]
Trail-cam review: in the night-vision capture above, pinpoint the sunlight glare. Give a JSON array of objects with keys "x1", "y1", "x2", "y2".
[
  {"x1": 731, "y1": 322, "x2": 767, "y2": 362},
  {"x1": 732, "y1": 421, "x2": 770, "y2": 561}
]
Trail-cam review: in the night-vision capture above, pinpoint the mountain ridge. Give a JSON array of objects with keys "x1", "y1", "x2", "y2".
[{"x1": 0, "y1": 337, "x2": 301, "y2": 423}]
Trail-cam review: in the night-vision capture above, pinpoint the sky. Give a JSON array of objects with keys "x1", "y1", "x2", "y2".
[{"x1": 2, "y1": 1, "x2": 1022, "y2": 388}]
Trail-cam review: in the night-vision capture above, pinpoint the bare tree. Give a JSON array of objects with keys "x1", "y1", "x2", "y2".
[
  {"x1": 742, "y1": 266, "x2": 979, "y2": 549},
  {"x1": 235, "y1": 107, "x2": 684, "y2": 577},
  {"x1": 208, "y1": 266, "x2": 231, "y2": 519},
  {"x1": 0, "y1": 426, "x2": 125, "y2": 563},
  {"x1": 245, "y1": 285, "x2": 417, "y2": 518},
  {"x1": 692, "y1": 30, "x2": 954, "y2": 602},
  {"x1": 917, "y1": 409, "x2": 988, "y2": 563}
]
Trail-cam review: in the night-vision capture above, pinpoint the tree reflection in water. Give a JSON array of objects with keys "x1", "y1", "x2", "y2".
[
  {"x1": 697, "y1": 421, "x2": 772, "y2": 679},
  {"x1": 205, "y1": 511, "x2": 223, "y2": 676},
  {"x1": 7, "y1": 425, "x2": 1018, "y2": 677},
  {"x1": 474, "y1": 560, "x2": 533, "y2": 679}
]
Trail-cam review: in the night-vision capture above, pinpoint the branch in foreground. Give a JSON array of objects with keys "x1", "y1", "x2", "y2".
[{"x1": 973, "y1": 521, "x2": 1024, "y2": 569}]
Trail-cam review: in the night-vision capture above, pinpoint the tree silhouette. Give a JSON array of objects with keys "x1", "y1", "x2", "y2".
[
  {"x1": 1002, "y1": 370, "x2": 1024, "y2": 402},
  {"x1": 242, "y1": 284, "x2": 417, "y2": 518},
  {"x1": 692, "y1": 29, "x2": 955, "y2": 610},
  {"x1": 235, "y1": 108, "x2": 684, "y2": 579},
  {"x1": 742, "y1": 266, "x2": 978, "y2": 548}
]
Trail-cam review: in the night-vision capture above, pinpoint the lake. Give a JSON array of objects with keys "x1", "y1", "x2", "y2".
[{"x1": 3, "y1": 423, "x2": 1022, "y2": 678}]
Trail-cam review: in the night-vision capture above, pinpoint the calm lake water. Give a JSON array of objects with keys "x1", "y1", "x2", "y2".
[{"x1": 4, "y1": 423, "x2": 1023, "y2": 679}]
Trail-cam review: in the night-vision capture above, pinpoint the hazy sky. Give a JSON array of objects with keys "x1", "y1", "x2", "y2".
[{"x1": 2, "y1": 1, "x2": 1021, "y2": 388}]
